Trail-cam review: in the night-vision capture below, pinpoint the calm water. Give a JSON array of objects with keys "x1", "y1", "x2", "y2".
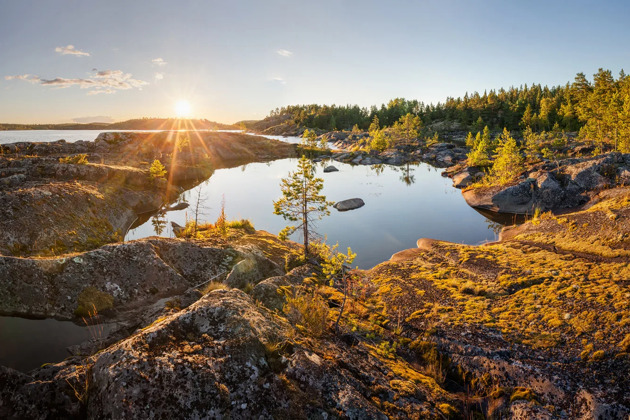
[
  {"x1": 127, "y1": 159, "x2": 500, "y2": 268},
  {"x1": 0, "y1": 316, "x2": 92, "y2": 372},
  {"x1": 0, "y1": 129, "x2": 234, "y2": 145}
]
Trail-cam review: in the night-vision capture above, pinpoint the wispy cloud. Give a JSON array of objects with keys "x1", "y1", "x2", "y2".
[
  {"x1": 276, "y1": 49, "x2": 293, "y2": 57},
  {"x1": 5, "y1": 74, "x2": 40, "y2": 83},
  {"x1": 271, "y1": 76, "x2": 286, "y2": 85},
  {"x1": 154, "y1": 72, "x2": 164, "y2": 81},
  {"x1": 152, "y1": 58, "x2": 167, "y2": 66},
  {"x1": 5, "y1": 69, "x2": 148, "y2": 95},
  {"x1": 55, "y1": 45, "x2": 90, "y2": 57}
]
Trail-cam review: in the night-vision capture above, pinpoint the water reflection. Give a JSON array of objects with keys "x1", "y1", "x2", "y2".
[
  {"x1": 151, "y1": 212, "x2": 167, "y2": 235},
  {"x1": 397, "y1": 163, "x2": 416, "y2": 186},
  {"x1": 0, "y1": 316, "x2": 90, "y2": 372},
  {"x1": 126, "y1": 159, "x2": 503, "y2": 268}
]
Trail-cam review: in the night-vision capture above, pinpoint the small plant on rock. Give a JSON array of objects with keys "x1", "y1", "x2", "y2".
[{"x1": 149, "y1": 159, "x2": 167, "y2": 179}]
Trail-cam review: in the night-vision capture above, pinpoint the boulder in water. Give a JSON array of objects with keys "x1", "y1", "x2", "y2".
[{"x1": 333, "y1": 198, "x2": 365, "y2": 211}]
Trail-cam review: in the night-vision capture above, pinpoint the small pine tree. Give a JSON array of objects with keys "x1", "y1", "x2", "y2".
[
  {"x1": 368, "y1": 115, "x2": 380, "y2": 135},
  {"x1": 467, "y1": 137, "x2": 491, "y2": 167},
  {"x1": 523, "y1": 126, "x2": 540, "y2": 161},
  {"x1": 318, "y1": 136, "x2": 329, "y2": 151},
  {"x1": 490, "y1": 128, "x2": 523, "y2": 184},
  {"x1": 215, "y1": 195, "x2": 228, "y2": 237},
  {"x1": 149, "y1": 159, "x2": 167, "y2": 179},
  {"x1": 301, "y1": 129, "x2": 318, "y2": 150},
  {"x1": 465, "y1": 132, "x2": 474, "y2": 149},
  {"x1": 369, "y1": 130, "x2": 389, "y2": 152},
  {"x1": 273, "y1": 156, "x2": 333, "y2": 258},
  {"x1": 482, "y1": 125, "x2": 491, "y2": 147},
  {"x1": 425, "y1": 132, "x2": 439, "y2": 146}
]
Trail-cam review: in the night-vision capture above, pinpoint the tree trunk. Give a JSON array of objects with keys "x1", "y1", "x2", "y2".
[{"x1": 302, "y1": 175, "x2": 308, "y2": 259}]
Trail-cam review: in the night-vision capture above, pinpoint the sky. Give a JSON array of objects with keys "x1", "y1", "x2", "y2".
[{"x1": 1, "y1": 0, "x2": 629, "y2": 124}]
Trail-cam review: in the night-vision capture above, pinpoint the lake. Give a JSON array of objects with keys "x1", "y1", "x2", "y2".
[
  {"x1": 126, "y1": 158, "x2": 501, "y2": 268},
  {"x1": 0, "y1": 316, "x2": 94, "y2": 372},
  {"x1": 0, "y1": 129, "x2": 242, "y2": 145}
]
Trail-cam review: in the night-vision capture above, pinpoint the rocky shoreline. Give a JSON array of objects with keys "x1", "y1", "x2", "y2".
[
  {"x1": 1, "y1": 132, "x2": 629, "y2": 418},
  {"x1": 0, "y1": 131, "x2": 295, "y2": 256}
]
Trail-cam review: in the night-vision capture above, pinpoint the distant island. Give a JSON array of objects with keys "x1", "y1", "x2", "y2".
[{"x1": 0, "y1": 118, "x2": 236, "y2": 131}]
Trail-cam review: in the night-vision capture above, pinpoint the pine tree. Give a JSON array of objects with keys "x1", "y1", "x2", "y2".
[
  {"x1": 523, "y1": 126, "x2": 540, "y2": 161},
  {"x1": 482, "y1": 125, "x2": 491, "y2": 148},
  {"x1": 392, "y1": 113, "x2": 422, "y2": 146},
  {"x1": 149, "y1": 159, "x2": 167, "y2": 179},
  {"x1": 465, "y1": 132, "x2": 474, "y2": 149},
  {"x1": 467, "y1": 137, "x2": 490, "y2": 167},
  {"x1": 301, "y1": 129, "x2": 318, "y2": 150},
  {"x1": 369, "y1": 130, "x2": 389, "y2": 152},
  {"x1": 368, "y1": 115, "x2": 380, "y2": 135},
  {"x1": 490, "y1": 128, "x2": 523, "y2": 184},
  {"x1": 273, "y1": 156, "x2": 332, "y2": 258}
]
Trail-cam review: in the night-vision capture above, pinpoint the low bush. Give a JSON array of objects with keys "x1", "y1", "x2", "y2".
[{"x1": 59, "y1": 154, "x2": 88, "y2": 165}]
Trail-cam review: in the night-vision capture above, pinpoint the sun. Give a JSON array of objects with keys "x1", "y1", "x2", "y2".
[{"x1": 174, "y1": 100, "x2": 192, "y2": 118}]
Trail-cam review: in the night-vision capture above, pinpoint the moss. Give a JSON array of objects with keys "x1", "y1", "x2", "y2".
[
  {"x1": 590, "y1": 350, "x2": 605, "y2": 361},
  {"x1": 438, "y1": 403, "x2": 459, "y2": 417},
  {"x1": 59, "y1": 154, "x2": 88, "y2": 165},
  {"x1": 74, "y1": 286, "x2": 114, "y2": 318},
  {"x1": 510, "y1": 387, "x2": 537, "y2": 403},
  {"x1": 619, "y1": 334, "x2": 630, "y2": 353}
]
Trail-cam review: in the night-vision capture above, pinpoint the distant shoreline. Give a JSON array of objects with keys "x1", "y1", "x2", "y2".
[{"x1": 0, "y1": 117, "x2": 235, "y2": 132}]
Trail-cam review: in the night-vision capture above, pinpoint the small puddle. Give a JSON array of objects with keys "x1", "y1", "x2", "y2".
[{"x1": 0, "y1": 316, "x2": 95, "y2": 372}]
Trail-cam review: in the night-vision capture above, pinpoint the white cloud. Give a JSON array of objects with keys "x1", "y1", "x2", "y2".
[
  {"x1": 5, "y1": 69, "x2": 148, "y2": 95},
  {"x1": 154, "y1": 72, "x2": 164, "y2": 81},
  {"x1": 271, "y1": 77, "x2": 286, "y2": 85},
  {"x1": 152, "y1": 58, "x2": 167, "y2": 66},
  {"x1": 55, "y1": 45, "x2": 90, "y2": 57},
  {"x1": 276, "y1": 49, "x2": 293, "y2": 57},
  {"x1": 5, "y1": 74, "x2": 40, "y2": 83}
]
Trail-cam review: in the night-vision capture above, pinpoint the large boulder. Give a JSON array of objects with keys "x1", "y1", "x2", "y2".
[
  {"x1": 89, "y1": 289, "x2": 293, "y2": 419},
  {"x1": 564, "y1": 159, "x2": 612, "y2": 190},
  {"x1": 452, "y1": 170, "x2": 475, "y2": 188},
  {"x1": 0, "y1": 239, "x2": 232, "y2": 319},
  {"x1": 333, "y1": 198, "x2": 365, "y2": 211},
  {"x1": 323, "y1": 165, "x2": 338, "y2": 173}
]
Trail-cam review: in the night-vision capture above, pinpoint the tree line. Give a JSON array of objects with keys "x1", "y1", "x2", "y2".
[{"x1": 266, "y1": 68, "x2": 630, "y2": 152}]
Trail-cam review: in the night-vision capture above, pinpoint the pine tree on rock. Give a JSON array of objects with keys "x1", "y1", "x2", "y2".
[{"x1": 273, "y1": 156, "x2": 332, "y2": 259}]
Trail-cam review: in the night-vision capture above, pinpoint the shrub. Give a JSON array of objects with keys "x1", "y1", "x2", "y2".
[
  {"x1": 75, "y1": 287, "x2": 114, "y2": 318},
  {"x1": 215, "y1": 198, "x2": 228, "y2": 237},
  {"x1": 226, "y1": 219, "x2": 255, "y2": 234},
  {"x1": 369, "y1": 130, "x2": 389, "y2": 152},
  {"x1": 283, "y1": 289, "x2": 329, "y2": 337},
  {"x1": 59, "y1": 154, "x2": 89, "y2": 165},
  {"x1": 199, "y1": 281, "x2": 228, "y2": 294}
]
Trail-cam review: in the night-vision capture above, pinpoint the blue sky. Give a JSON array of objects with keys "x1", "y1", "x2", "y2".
[{"x1": 1, "y1": 0, "x2": 628, "y2": 124}]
